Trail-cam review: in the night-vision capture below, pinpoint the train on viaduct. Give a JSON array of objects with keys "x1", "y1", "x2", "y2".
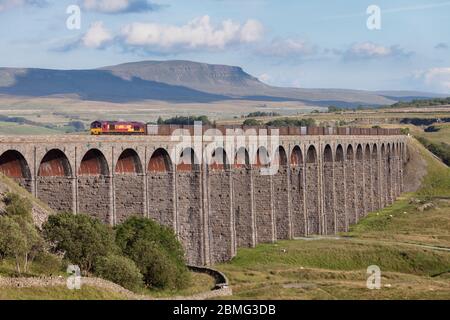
[{"x1": 0, "y1": 125, "x2": 407, "y2": 266}]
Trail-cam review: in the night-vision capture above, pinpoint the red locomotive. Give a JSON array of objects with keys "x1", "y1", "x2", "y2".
[{"x1": 90, "y1": 121, "x2": 146, "y2": 135}]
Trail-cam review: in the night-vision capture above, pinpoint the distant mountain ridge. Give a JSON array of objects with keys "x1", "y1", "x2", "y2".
[{"x1": 0, "y1": 60, "x2": 445, "y2": 106}]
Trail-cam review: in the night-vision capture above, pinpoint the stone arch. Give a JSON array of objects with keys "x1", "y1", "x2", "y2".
[
  {"x1": 346, "y1": 145, "x2": 354, "y2": 160},
  {"x1": 290, "y1": 145, "x2": 303, "y2": 166},
  {"x1": 324, "y1": 144, "x2": 333, "y2": 162},
  {"x1": 323, "y1": 144, "x2": 335, "y2": 234},
  {"x1": 334, "y1": 144, "x2": 346, "y2": 232},
  {"x1": 37, "y1": 149, "x2": 73, "y2": 213},
  {"x1": 208, "y1": 146, "x2": 234, "y2": 263},
  {"x1": 147, "y1": 148, "x2": 175, "y2": 229},
  {"x1": 273, "y1": 146, "x2": 288, "y2": 167},
  {"x1": 38, "y1": 149, "x2": 72, "y2": 177},
  {"x1": 148, "y1": 148, "x2": 172, "y2": 173},
  {"x1": 177, "y1": 147, "x2": 199, "y2": 172},
  {"x1": 209, "y1": 147, "x2": 229, "y2": 171},
  {"x1": 235, "y1": 147, "x2": 250, "y2": 169},
  {"x1": 79, "y1": 149, "x2": 109, "y2": 176},
  {"x1": 290, "y1": 145, "x2": 305, "y2": 237},
  {"x1": 354, "y1": 144, "x2": 364, "y2": 221},
  {"x1": 78, "y1": 149, "x2": 110, "y2": 223},
  {"x1": 115, "y1": 149, "x2": 143, "y2": 174},
  {"x1": 305, "y1": 145, "x2": 319, "y2": 234},
  {"x1": 345, "y1": 145, "x2": 356, "y2": 225},
  {"x1": 114, "y1": 149, "x2": 144, "y2": 223},
  {"x1": 372, "y1": 144, "x2": 381, "y2": 210},
  {"x1": 356, "y1": 144, "x2": 363, "y2": 160},
  {"x1": 386, "y1": 143, "x2": 393, "y2": 204},
  {"x1": 306, "y1": 145, "x2": 317, "y2": 164},
  {"x1": 233, "y1": 146, "x2": 253, "y2": 248},
  {"x1": 254, "y1": 145, "x2": 274, "y2": 243},
  {"x1": 255, "y1": 146, "x2": 270, "y2": 168},
  {"x1": 364, "y1": 144, "x2": 371, "y2": 160},
  {"x1": 176, "y1": 146, "x2": 203, "y2": 265},
  {"x1": 335, "y1": 145, "x2": 344, "y2": 162},
  {"x1": 0, "y1": 150, "x2": 31, "y2": 179},
  {"x1": 273, "y1": 145, "x2": 290, "y2": 240},
  {"x1": 380, "y1": 144, "x2": 387, "y2": 207},
  {"x1": 363, "y1": 144, "x2": 373, "y2": 212},
  {"x1": 0, "y1": 150, "x2": 32, "y2": 192}
]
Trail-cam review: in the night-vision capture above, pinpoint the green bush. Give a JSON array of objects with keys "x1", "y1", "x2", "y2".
[
  {"x1": 115, "y1": 217, "x2": 189, "y2": 290},
  {"x1": 94, "y1": 254, "x2": 143, "y2": 292},
  {"x1": 43, "y1": 213, "x2": 118, "y2": 274},
  {"x1": 243, "y1": 118, "x2": 262, "y2": 126},
  {"x1": 3, "y1": 192, "x2": 33, "y2": 222},
  {"x1": 32, "y1": 251, "x2": 62, "y2": 275}
]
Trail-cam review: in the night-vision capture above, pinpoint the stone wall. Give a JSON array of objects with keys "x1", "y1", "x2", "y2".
[
  {"x1": 114, "y1": 174, "x2": 144, "y2": 223},
  {"x1": 334, "y1": 160, "x2": 346, "y2": 232},
  {"x1": 147, "y1": 172, "x2": 174, "y2": 228},
  {"x1": 253, "y1": 172, "x2": 274, "y2": 243},
  {"x1": 305, "y1": 163, "x2": 320, "y2": 235},
  {"x1": 232, "y1": 168, "x2": 254, "y2": 247},
  {"x1": 176, "y1": 172, "x2": 203, "y2": 265},
  {"x1": 273, "y1": 166, "x2": 290, "y2": 240},
  {"x1": 290, "y1": 166, "x2": 305, "y2": 237},
  {"x1": 208, "y1": 171, "x2": 233, "y2": 264},
  {"x1": 78, "y1": 175, "x2": 111, "y2": 223},
  {"x1": 37, "y1": 177, "x2": 73, "y2": 212}
]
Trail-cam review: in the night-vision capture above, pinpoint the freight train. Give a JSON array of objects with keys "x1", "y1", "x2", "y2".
[
  {"x1": 90, "y1": 121, "x2": 146, "y2": 135},
  {"x1": 90, "y1": 120, "x2": 402, "y2": 136}
]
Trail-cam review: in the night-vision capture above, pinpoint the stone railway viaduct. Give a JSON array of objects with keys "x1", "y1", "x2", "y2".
[{"x1": 0, "y1": 129, "x2": 407, "y2": 266}]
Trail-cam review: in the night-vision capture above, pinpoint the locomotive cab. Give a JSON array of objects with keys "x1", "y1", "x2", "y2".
[{"x1": 90, "y1": 121, "x2": 102, "y2": 135}]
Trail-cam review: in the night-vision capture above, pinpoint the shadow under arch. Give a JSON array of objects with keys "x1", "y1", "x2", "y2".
[
  {"x1": 79, "y1": 149, "x2": 109, "y2": 176},
  {"x1": 148, "y1": 148, "x2": 172, "y2": 173},
  {"x1": 0, "y1": 150, "x2": 31, "y2": 179},
  {"x1": 115, "y1": 149, "x2": 143, "y2": 174},
  {"x1": 38, "y1": 149, "x2": 72, "y2": 177}
]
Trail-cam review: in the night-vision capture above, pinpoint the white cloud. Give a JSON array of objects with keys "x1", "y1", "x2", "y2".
[
  {"x1": 120, "y1": 15, "x2": 264, "y2": 52},
  {"x1": 418, "y1": 67, "x2": 450, "y2": 92},
  {"x1": 0, "y1": 0, "x2": 46, "y2": 12},
  {"x1": 257, "y1": 38, "x2": 317, "y2": 58},
  {"x1": 344, "y1": 42, "x2": 412, "y2": 60},
  {"x1": 81, "y1": 21, "x2": 113, "y2": 49},
  {"x1": 81, "y1": 0, "x2": 162, "y2": 14}
]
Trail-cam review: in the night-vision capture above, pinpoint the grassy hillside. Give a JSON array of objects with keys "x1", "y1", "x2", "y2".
[
  {"x1": 216, "y1": 138, "x2": 450, "y2": 299},
  {"x1": 0, "y1": 286, "x2": 130, "y2": 300}
]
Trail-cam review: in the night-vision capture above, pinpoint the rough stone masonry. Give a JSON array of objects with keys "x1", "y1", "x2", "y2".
[{"x1": 0, "y1": 131, "x2": 406, "y2": 266}]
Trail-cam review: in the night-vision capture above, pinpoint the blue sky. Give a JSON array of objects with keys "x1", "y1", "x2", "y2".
[{"x1": 0, "y1": 0, "x2": 449, "y2": 93}]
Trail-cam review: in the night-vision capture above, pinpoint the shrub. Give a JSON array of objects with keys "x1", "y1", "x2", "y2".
[
  {"x1": 3, "y1": 193, "x2": 33, "y2": 222},
  {"x1": 33, "y1": 251, "x2": 62, "y2": 275},
  {"x1": 43, "y1": 213, "x2": 118, "y2": 274},
  {"x1": 95, "y1": 254, "x2": 143, "y2": 292},
  {"x1": 115, "y1": 217, "x2": 189, "y2": 289},
  {"x1": 243, "y1": 119, "x2": 262, "y2": 126}
]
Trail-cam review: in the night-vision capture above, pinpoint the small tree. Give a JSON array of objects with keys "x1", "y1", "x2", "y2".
[
  {"x1": 43, "y1": 213, "x2": 118, "y2": 274},
  {"x1": 0, "y1": 193, "x2": 43, "y2": 273},
  {"x1": 115, "y1": 217, "x2": 189, "y2": 289}
]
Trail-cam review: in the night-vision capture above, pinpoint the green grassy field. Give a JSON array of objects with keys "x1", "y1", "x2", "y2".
[
  {"x1": 0, "y1": 121, "x2": 61, "y2": 135},
  {"x1": 216, "y1": 138, "x2": 450, "y2": 299}
]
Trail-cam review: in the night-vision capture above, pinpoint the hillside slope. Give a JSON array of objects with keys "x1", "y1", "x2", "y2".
[{"x1": 0, "y1": 60, "x2": 443, "y2": 106}]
